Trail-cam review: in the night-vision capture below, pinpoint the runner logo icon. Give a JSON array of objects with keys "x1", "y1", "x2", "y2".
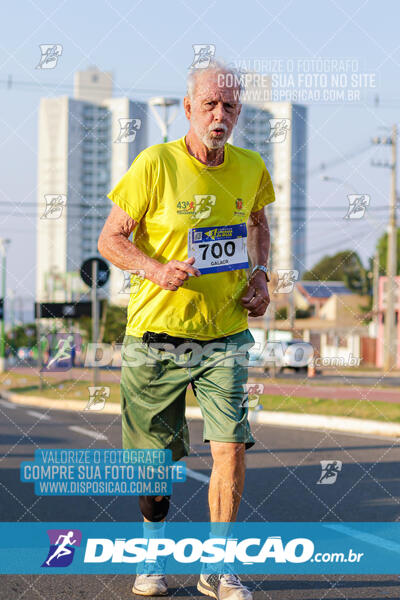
[{"x1": 42, "y1": 529, "x2": 82, "y2": 567}]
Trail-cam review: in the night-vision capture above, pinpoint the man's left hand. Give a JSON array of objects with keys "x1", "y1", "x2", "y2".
[{"x1": 240, "y1": 272, "x2": 270, "y2": 317}]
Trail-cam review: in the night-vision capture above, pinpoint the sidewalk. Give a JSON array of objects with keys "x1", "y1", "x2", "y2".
[{"x1": 253, "y1": 382, "x2": 400, "y2": 403}]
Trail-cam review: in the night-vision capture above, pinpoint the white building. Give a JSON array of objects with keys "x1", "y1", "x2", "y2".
[
  {"x1": 264, "y1": 101, "x2": 307, "y2": 275},
  {"x1": 36, "y1": 67, "x2": 147, "y2": 305},
  {"x1": 231, "y1": 75, "x2": 307, "y2": 275}
]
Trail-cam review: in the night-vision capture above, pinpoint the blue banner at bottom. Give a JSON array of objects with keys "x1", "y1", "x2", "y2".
[{"x1": 0, "y1": 522, "x2": 400, "y2": 574}]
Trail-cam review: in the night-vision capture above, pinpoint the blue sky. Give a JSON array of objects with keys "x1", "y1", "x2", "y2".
[{"x1": 1, "y1": 0, "x2": 400, "y2": 316}]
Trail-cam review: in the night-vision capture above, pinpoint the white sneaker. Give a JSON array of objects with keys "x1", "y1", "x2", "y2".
[
  {"x1": 197, "y1": 573, "x2": 252, "y2": 600},
  {"x1": 132, "y1": 573, "x2": 168, "y2": 596}
]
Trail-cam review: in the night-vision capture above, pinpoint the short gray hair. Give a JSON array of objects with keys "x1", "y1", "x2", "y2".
[{"x1": 187, "y1": 58, "x2": 243, "y2": 102}]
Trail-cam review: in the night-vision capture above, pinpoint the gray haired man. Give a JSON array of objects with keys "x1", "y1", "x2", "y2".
[{"x1": 99, "y1": 59, "x2": 275, "y2": 599}]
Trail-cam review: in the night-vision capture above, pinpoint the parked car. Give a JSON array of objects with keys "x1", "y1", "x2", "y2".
[{"x1": 248, "y1": 339, "x2": 314, "y2": 373}]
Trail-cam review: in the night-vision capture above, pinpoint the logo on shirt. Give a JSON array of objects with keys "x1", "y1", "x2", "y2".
[
  {"x1": 234, "y1": 198, "x2": 245, "y2": 216},
  {"x1": 176, "y1": 200, "x2": 195, "y2": 215},
  {"x1": 177, "y1": 196, "x2": 216, "y2": 220},
  {"x1": 204, "y1": 227, "x2": 233, "y2": 240}
]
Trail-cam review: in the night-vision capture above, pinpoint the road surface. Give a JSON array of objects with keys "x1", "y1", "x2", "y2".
[{"x1": 0, "y1": 397, "x2": 399, "y2": 599}]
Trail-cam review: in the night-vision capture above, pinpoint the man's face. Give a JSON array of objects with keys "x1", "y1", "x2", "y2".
[{"x1": 184, "y1": 71, "x2": 241, "y2": 149}]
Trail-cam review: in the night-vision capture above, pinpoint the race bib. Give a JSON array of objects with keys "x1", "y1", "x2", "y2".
[{"x1": 187, "y1": 223, "x2": 249, "y2": 274}]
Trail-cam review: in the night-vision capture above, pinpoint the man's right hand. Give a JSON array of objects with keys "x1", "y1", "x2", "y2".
[{"x1": 151, "y1": 256, "x2": 201, "y2": 291}]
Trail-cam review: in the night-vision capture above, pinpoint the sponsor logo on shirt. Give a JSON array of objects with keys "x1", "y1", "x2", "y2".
[
  {"x1": 176, "y1": 200, "x2": 195, "y2": 215},
  {"x1": 234, "y1": 198, "x2": 246, "y2": 216},
  {"x1": 176, "y1": 195, "x2": 217, "y2": 220},
  {"x1": 204, "y1": 227, "x2": 233, "y2": 240}
]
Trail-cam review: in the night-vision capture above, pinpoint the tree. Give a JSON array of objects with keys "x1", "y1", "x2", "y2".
[
  {"x1": 376, "y1": 227, "x2": 400, "y2": 274},
  {"x1": 102, "y1": 304, "x2": 127, "y2": 344},
  {"x1": 6, "y1": 323, "x2": 37, "y2": 353},
  {"x1": 302, "y1": 250, "x2": 371, "y2": 294},
  {"x1": 342, "y1": 253, "x2": 371, "y2": 295},
  {"x1": 77, "y1": 303, "x2": 127, "y2": 345}
]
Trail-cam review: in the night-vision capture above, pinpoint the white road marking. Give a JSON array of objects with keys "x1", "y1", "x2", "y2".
[
  {"x1": 68, "y1": 426, "x2": 108, "y2": 441},
  {"x1": 0, "y1": 399, "x2": 16, "y2": 409},
  {"x1": 27, "y1": 410, "x2": 51, "y2": 420},
  {"x1": 185, "y1": 467, "x2": 210, "y2": 484},
  {"x1": 324, "y1": 523, "x2": 400, "y2": 554}
]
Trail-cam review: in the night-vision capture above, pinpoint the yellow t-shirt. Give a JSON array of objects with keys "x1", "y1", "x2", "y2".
[{"x1": 107, "y1": 136, "x2": 275, "y2": 340}]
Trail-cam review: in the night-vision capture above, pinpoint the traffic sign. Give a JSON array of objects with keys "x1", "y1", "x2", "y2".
[
  {"x1": 80, "y1": 257, "x2": 110, "y2": 288},
  {"x1": 35, "y1": 301, "x2": 105, "y2": 319}
]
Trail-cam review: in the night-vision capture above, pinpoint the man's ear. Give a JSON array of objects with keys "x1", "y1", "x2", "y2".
[{"x1": 183, "y1": 96, "x2": 192, "y2": 120}]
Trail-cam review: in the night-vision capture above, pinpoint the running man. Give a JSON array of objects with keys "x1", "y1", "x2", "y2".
[
  {"x1": 45, "y1": 531, "x2": 77, "y2": 566},
  {"x1": 98, "y1": 59, "x2": 275, "y2": 599}
]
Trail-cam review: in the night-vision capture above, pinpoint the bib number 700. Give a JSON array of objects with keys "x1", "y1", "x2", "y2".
[
  {"x1": 198, "y1": 241, "x2": 235, "y2": 260},
  {"x1": 188, "y1": 223, "x2": 249, "y2": 275}
]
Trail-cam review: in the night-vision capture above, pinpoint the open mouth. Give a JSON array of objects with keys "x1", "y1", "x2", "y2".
[{"x1": 211, "y1": 128, "x2": 225, "y2": 135}]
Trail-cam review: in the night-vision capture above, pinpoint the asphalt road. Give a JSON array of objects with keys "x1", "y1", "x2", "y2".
[{"x1": 0, "y1": 398, "x2": 400, "y2": 599}]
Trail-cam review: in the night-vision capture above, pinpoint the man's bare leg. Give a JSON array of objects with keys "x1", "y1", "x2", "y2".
[
  {"x1": 199, "y1": 441, "x2": 252, "y2": 599},
  {"x1": 208, "y1": 441, "x2": 246, "y2": 522}
]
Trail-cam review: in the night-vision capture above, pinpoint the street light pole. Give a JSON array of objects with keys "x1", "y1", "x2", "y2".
[
  {"x1": 149, "y1": 97, "x2": 180, "y2": 143},
  {"x1": 0, "y1": 238, "x2": 10, "y2": 373},
  {"x1": 371, "y1": 128, "x2": 399, "y2": 370}
]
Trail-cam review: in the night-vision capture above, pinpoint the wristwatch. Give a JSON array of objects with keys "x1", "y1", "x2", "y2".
[{"x1": 250, "y1": 265, "x2": 270, "y2": 282}]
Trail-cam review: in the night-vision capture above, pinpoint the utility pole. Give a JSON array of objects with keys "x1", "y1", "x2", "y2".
[
  {"x1": 288, "y1": 287, "x2": 295, "y2": 331},
  {"x1": 371, "y1": 126, "x2": 398, "y2": 371},
  {"x1": 36, "y1": 300, "x2": 43, "y2": 390},
  {"x1": 91, "y1": 260, "x2": 99, "y2": 388},
  {"x1": 372, "y1": 252, "x2": 379, "y2": 336},
  {"x1": 0, "y1": 239, "x2": 10, "y2": 373}
]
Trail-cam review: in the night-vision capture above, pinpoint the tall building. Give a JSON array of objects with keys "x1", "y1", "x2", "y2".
[
  {"x1": 233, "y1": 103, "x2": 274, "y2": 171},
  {"x1": 264, "y1": 101, "x2": 307, "y2": 275},
  {"x1": 36, "y1": 67, "x2": 147, "y2": 305},
  {"x1": 231, "y1": 75, "x2": 307, "y2": 275}
]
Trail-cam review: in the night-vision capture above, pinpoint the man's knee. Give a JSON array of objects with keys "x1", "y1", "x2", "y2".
[
  {"x1": 210, "y1": 441, "x2": 245, "y2": 465},
  {"x1": 139, "y1": 495, "x2": 171, "y2": 522}
]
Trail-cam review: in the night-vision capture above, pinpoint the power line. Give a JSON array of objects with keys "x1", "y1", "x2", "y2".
[
  {"x1": 307, "y1": 142, "x2": 372, "y2": 176},
  {"x1": 0, "y1": 76, "x2": 183, "y2": 97}
]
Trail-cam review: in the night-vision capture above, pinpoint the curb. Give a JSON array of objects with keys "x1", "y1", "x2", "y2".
[
  {"x1": 1, "y1": 391, "x2": 121, "y2": 414},
  {"x1": 247, "y1": 409, "x2": 400, "y2": 438},
  {"x1": 2, "y1": 391, "x2": 400, "y2": 439}
]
